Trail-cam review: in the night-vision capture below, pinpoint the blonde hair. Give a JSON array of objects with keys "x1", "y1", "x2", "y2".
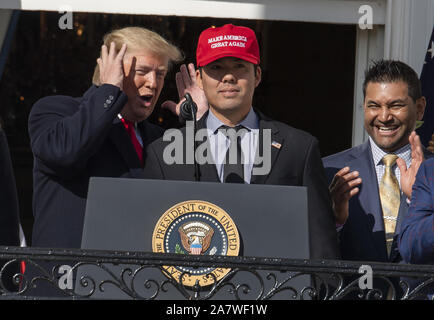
[{"x1": 92, "y1": 26, "x2": 183, "y2": 85}]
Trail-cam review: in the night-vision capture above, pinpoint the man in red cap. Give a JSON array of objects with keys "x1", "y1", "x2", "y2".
[{"x1": 143, "y1": 24, "x2": 339, "y2": 260}]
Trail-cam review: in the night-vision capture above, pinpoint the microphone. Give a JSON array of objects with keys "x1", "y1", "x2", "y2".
[
  {"x1": 179, "y1": 93, "x2": 200, "y2": 181},
  {"x1": 179, "y1": 93, "x2": 198, "y2": 123}
]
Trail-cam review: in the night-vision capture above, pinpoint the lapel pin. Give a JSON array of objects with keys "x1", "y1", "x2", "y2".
[{"x1": 271, "y1": 141, "x2": 282, "y2": 149}]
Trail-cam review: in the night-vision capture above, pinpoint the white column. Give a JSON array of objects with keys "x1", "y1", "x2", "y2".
[
  {"x1": 353, "y1": 0, "x2": 434, "y2": 146},
  {"x1": 352, "y1": 27, "x2": 385, "y2": 147},
  {"x1": 384, "y1": 0, "x2": 434, "y2": 75},
  {"x1": 0, "y1": 9, "x2": 12, "y2": 48}
]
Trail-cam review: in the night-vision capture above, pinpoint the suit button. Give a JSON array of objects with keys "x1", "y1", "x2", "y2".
[
  {"x1": 109, "y1": 95, "x2": 114, "y2": 100},
  {"x1": 106, "y1": 99, "x2": 112, "y2": 104},
  {"x1": 103, "y1": 103, "x2": 108, "y2": 108}
]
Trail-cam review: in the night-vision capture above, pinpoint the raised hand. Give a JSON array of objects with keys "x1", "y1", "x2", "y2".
[
  {"x1": 162, "y1": 63, "x2": 208, "y2": 120},
  {"x1": 329, "y1": 167, "x2": 362, "y2": 225},
  {"x1": 428, "y1": 134, "x2": 434, "y2": 153},
  {"x1": 97, "y1": 42, "x2": 127, "y2": 90},
  {"x1": 397, "y1": 131, "x2": 425, "y2": 199}
]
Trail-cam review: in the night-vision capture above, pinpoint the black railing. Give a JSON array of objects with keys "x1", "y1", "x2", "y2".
[{"x1": 0, "y1": 246, "x2": 432, "y2": 300}]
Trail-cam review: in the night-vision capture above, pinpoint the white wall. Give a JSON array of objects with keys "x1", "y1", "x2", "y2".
[
  {"x1": 406, "y1": 0, "x2": 434, "y2": 74},
  {"x1": 0, "y1": 0, "x2": 386, "y2": 23},
  {"x1": 385, "y1": 0, "x2": 434, "y2": 75}
]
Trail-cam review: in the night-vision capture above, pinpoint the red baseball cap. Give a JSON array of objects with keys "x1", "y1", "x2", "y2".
[{"x1": 196, "y1": 24, "x2": 260, "y2": 67}]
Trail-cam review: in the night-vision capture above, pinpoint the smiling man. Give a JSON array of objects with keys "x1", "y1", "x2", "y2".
[
  {"x1": 143, "y1": 24, "x2": 339, "y2": 260},
  {"x1": 322, "y1": 60, "x2": 431, "y2": 298},
  {"x1": 364, "y1": 81, "x2": 424, "y2": 154},
  {"x1": 28, "y1": 27, "x2": 183, "y2": 249}
]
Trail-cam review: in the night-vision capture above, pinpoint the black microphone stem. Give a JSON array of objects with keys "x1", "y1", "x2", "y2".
[
  {"x1": 192, "y1": 108, "x2": 200, "y2": 182},
  {"x1": 181, "y1": 93, "x2": 200, "y2": 182}
]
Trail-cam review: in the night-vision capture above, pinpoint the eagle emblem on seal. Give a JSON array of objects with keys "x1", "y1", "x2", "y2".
[
  {"x1": 152, "y1": 200, "x2": 240, "y2": 287},
  {"x1": 178, "y1": 221, "x2": 214, "y2": 255}
]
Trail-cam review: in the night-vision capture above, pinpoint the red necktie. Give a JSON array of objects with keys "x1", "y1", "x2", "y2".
[{"x1": 121, "y1": 118, "x2": 144, "y2": 166}]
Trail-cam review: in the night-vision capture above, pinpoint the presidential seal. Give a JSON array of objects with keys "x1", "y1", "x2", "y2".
[{"x1": 152, "y1": 200, "x2": 240, "y2": 287}]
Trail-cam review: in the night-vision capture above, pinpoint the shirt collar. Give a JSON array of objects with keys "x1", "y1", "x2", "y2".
[
  {"x1": 206, "y1": 107, "x2": 259, "y2": 134},
  {"x1": 369, "y1": 137, "x2": 412, "y2": 167}
]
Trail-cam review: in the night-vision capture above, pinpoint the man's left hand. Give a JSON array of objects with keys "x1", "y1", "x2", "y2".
[{"x1": 397, "y1": 131, "x2": 425, "y2": 199}]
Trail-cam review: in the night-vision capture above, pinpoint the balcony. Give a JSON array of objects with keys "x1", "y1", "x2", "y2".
[{"x1": 0, "y1": 246, "x2": 432, "y2": 300}]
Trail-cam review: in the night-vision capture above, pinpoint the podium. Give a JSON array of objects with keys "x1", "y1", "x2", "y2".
[{"x1": 77, "y1": 177, "x2": 310, "y2": 299}]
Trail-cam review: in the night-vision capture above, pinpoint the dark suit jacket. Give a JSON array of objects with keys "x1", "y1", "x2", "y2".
[
  {"x1": 399, "y1": 157, "x2": 434, "y2": 298},
  {"x1": 399, "y1": 157, "x2": 434, "y2": 264},
  {"x1": 0, "y1": 128, "x2": 20, "y2": 247},
  {"x1": 28, "y1": 85, "x2": 163, "y2": 249},
  {"x1": 323, "y1": 141, "x2": 433, "y2": 298},
  {"x1": 143, "y1": 110, "x2": 340, "y2": 260},
  {"x1": 322, "y1": 140, "x2": 432, "y2": 263},
  {"x1": 0, "y1": 128, "x2": 21, "y2": 292}
]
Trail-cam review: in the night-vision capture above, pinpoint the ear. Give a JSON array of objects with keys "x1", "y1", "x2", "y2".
[
  {"x1": 254, "y1": 66, "x2": 262, "y2": 88},
  {"x1": 196, "y1": 68, "x2": 204, "y2": 90},
  {"x1": 416, "y1": 96, "x2": 426, "y2": 120}
]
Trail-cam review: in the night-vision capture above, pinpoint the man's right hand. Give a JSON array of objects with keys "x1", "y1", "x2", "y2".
[
  {"x1": 97, "y1": 42, "x2": 127, "y2": 90},
  {"x1": 329, "y1": 167, "x2": 362, "y2": 225}
]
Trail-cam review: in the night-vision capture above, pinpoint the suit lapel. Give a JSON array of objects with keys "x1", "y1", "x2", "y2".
[
  {"x1": 109, "y1": 118, "x2": 144, "y2": 178},
  {"x1": 395, "y1": 197, "x2": 409, "y2": 236},
  {"x1": 347, "y1": 140, "x2": 388, "y2": 259},
  {"x1": 348, "y1": 141, "x2": 383, "y2": 227},
  {"x1": 250, "y1": 113, "x2": 283, "y2": 184},
  {"x1": 137, "y1": 121, "x2": 151, "y2": 162},
  {"x1": 195, "y1": 112, "x2": 220, "y2": 182},
  {"x1": 199, "y1": 161, "x2": 220, "y2": 182},
  {"x1": 196, "y1": 110, "x2": 283, "y2": 184}
]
